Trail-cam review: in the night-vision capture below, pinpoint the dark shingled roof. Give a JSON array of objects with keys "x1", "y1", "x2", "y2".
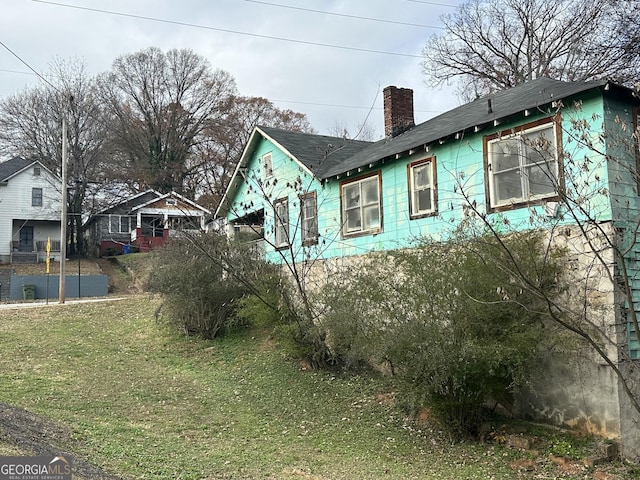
[
  {"x1": 257, "y1": 126, "x2": 372, "y2": 178},
  {"x1": 0, "y1": 157, "x2": 32, "y2": 182},
  {"x1": 321, "y1": 78, "x2": 613, "y2": 179}
]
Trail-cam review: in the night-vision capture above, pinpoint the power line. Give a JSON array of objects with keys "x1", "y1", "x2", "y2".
[
  {"x1": 407, "y1": 0, "x2": 459, "y2": 6},
  {"x1": 271, "y1": 98, "x2": 442, "y2": 114},
  {"x1": 243, "y1": 0, "x2": 445, "y2": 29},
  {"x1": 0, "y1": 41, "x2": 57, "y2": 90},
  {"x1": 32, "y1": 1, "x2": 423, "y2": 59}
]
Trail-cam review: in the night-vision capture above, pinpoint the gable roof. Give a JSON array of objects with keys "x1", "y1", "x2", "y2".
[
  {"x1": 257, "y1": 126, "x2": 372, "y2": 178},
  {"x1": 132, "y1": 191, "x2": 211, "y2": 214},
  {"x1": 215, "y1": 126, "x2": 371, "y2": 217},
  {"x1": 322, "y1": 78, "x2": 626, "y2": 179},
  {"x1": 0, "y1": 157, "x2": 35, "y2": 182},
  {"x1": 95, "y1": 189, "x2": 163, "y2": 215}
]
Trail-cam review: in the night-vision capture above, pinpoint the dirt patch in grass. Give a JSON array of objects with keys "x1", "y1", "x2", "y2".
[{"x1": 0, "y1": 403, "x2": 122, "y2": 480}]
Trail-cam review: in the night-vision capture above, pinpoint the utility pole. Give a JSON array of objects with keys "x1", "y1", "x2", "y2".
[{"x1": 59, "y1": 117, "x2": 67, "y2": 304}]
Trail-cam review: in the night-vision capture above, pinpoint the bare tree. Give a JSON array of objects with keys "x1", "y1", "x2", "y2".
[
  {"x1": 423, "y1": 0, "x2": 640, "y2": 100},
  {"x1": 0, "y1": 57, "x2": 109, "y2": 255},
  {"x1": 98, "y1": 47, "x2": 237, "y2": 196}
]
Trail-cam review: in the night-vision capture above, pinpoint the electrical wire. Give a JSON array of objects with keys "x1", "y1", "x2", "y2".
[
  {"x1": 32, "y1": 1, "x2": 423, "y2": 59},
  {"x1": 243, "y1": 0, "x2": 445, "y2": 29}
]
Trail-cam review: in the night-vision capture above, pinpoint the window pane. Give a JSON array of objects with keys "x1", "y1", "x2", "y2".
[
  {"x1": 346, "y1": 209, "x2": 361, "y2": 231},
  {"x1": 363, "y1": 205, "x2": 380, "y2": 230},
  {"x1": 416, "y1": 188, "x2": 432, "y2": 212},
  {"x1": 344, "y1": 184, "x2": 360, "y2": 208},
  {"x1": 120, "y1": 217, "x2": 130, "y2": 233},
  {"x1": 494, "y1": 170, "x2": 523, "y2": 203},
  {"x1": 526, "y1": 163, "x2": 556, "y2": 196},
  {"x1": 523, "y1": 127, "x2": 554, "y2": 165},
  {"x1": 361, "y1": 178, "x2": 379, "y2": 205},
  {"x1": 413, "y1": 164, "x2": 430, "y2": 189},
  {"x1": 110, "y1": 216, "x2": 119, "y2": 232},
  {"x1": 492, "y1": 139, "x2": 520, "y2": 172},
  {"x1": 275, "y1": 201, "x2": 288, "y2": 246}
]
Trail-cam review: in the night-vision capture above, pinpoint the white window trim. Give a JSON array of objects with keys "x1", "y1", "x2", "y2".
[
  {"x1": 341, "y1": 173, "x2": 382, "y2": 237},
  {"x1": 487, "y1": 121, "x2": 559, "y2": 209},
  {"x1": 408, "y1": 158, "x2": 436, "y2": 218},
  {"x1": 32, "y1": 187, "x2": 43, "y2": 207},
  {"x1": 263, "y1": 152, "x2": 273, "y2": 178},
  {"x1": 300, "y1": 191, "x2": 318, "y2": 245},
  {"x1": 274, "y1": 198, "x2": 289, "y2": 248},
  {"x1": 109, "y1": 215, "x2": 132, "y2": 234}
]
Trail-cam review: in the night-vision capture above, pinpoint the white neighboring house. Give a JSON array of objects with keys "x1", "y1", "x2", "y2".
[{"x1": 0, "y1": 157, "x2": 62, "y2": 264}]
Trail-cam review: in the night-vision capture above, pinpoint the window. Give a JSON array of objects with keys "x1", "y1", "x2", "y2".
[
  {"x1": 300, "y1": 192, "x2": 318, "y2": 245},
  {"x1": 274, "y1": 198, "x2": 289, "y2": 248},
  {"x1": 32, "y1": 187, "x2": 43, "y2": 207},
  {"x1": 634, "y1": 107, "x2": 640, "y2": 195},
  {"x1": 341, "y1": 173, "x2": 382, "y2": 236},
  {"x1": 408, "y1": 158, "x2": 436, "y2": 218},
  {"x1": 33, "y1": 166, "x2": 41, "y2": 176},
  {"x1": 263, "y1": 152, "x2": 273, "y2": 178},
  {"x1": 109, "y1": 215, "x2": 132, "y2": 234},
  {"x1": 486, "y1": 120, "x2": 559, "y2": 209},
  {"x1": 166, "y1": 198, "x2": 177, "y2": 206}
]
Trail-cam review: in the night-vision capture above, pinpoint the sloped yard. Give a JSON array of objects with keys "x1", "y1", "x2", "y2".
[{"x1": 0, "y1": 297, "x2": 636, "y2": 479}]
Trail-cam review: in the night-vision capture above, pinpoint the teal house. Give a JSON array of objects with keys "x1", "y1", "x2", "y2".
[
  {"x1": 217, "y1": 79, "x2": 639, "y2": 263},
  {"x1": 217, "y1": 78, "x2": 640, "y2": 459}
]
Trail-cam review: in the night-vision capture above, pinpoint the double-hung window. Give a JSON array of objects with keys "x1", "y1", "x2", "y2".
[
  {"x1": 32, "y1": 187, "x2": 43, "y2": 207},
  {"x1": 408, "y1": 158, "x2": 436, "y2": 218},
  {"x1": 300, "y1": 192, "x2": 318, "y2": 245},
  {"x1": 274, "y1": 198, "x2": 289, "y2": 248},
  {"x1": 109, "y1": 215, "x2": 131, "y2": 234},
  {"x1": 341, "y1": 173, "x2": 382, "y2": 236},
  {"x1": 486, "y1": 120, "x2": 559, "y2": 210}
]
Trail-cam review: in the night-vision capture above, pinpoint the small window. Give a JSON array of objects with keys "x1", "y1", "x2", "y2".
[
  {"x1": 109, "y1": 215, "x2": 131, "y2": 234},
  {"x1": 33, "y1": 166, "x2": 41, "y2": 176},
  {"x1": 486, "y1": 120, "x2": 560, "y2": 210},
  {"x1": 300, "y1": 191, "x2": 318, "y2": 245},
  {"x1": 274, "y1": 198, "x2": 289, "y2": 248},
  {"x1": 408, "y1": 158, "x2": 437, "y2": 218},
  {"x1": 340, "y1": 173, "x2": 382, "y2": 237},
  {"x1": 263, "y1": 153, "x2": 273, "y2": 178},
  {"x1": 32, "y1": 187, "x2": 43, "y2": 207},
  {"x1": 166, "y1": 198, "x2": 178, "y2": 206}
]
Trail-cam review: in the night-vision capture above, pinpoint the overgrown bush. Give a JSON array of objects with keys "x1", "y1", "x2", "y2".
[
  {"x1": 148, "y1": 233, "x2": 252, "y2": 339},
  {"x1": 320, "y1": 231, "x2": 564, "y2": 437}
]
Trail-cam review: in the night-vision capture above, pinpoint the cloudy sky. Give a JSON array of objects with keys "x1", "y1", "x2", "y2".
[{"x1": 0, "y1": 0, "x2": 464, "y2": 139}]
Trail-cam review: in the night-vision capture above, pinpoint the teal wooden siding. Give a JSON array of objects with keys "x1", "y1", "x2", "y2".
[
  {"x1": 227, "y1": 94, "x2": 619, "y2": 263},
  {"x1": 603, "y1": 96, "x2": 640, "y2": 359}
]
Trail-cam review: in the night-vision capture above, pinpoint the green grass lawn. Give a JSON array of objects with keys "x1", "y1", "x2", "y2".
[{"x1": 0, "y1": 296, "x2": 632, "y2": 479}]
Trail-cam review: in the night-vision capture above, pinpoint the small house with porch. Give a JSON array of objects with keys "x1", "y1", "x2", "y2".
[
  {"x1": 87, "y1": 190, "x2": 210, "y2": 256},
  {"x1": 0, "y1": 157, "x2": 62, "y2": 264}
]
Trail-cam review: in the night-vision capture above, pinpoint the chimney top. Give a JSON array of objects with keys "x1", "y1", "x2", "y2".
[{"x1": 383, "y1": 86, "x2": 415, "y2": 138}]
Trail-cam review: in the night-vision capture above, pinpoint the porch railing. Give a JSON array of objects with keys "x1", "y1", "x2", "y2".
[{"x1": 11, "y1": 240, "x2": 61, "y2": 253}]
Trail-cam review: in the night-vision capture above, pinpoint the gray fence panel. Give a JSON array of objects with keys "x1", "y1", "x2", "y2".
[{"x1": 9, "y1": 275, "x2": 109, "y2": 300}]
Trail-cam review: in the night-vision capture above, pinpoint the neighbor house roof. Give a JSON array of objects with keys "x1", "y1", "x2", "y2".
[
  {"x1": 321, "y1": 78, "x2": 619, "y2": 179},
  {"x1": 0, "y1": 157, "x2": 34, "y2": 182}
]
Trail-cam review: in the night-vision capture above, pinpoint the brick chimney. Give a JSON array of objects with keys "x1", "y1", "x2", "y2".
[{"x1": 383, "y1": 86, "x2": 415, "y2": 137}]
